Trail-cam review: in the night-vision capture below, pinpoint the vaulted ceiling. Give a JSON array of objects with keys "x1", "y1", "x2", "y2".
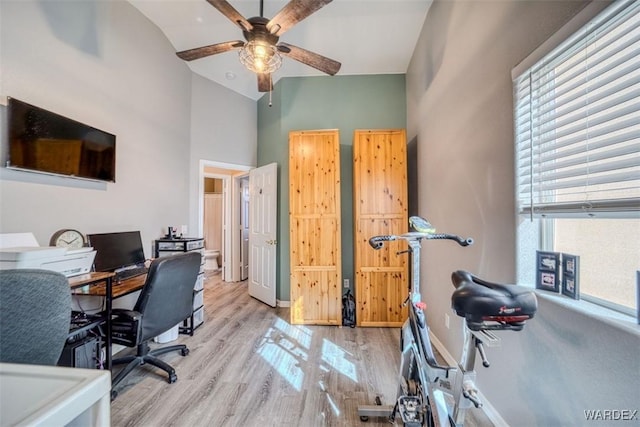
[{"x1": 129, "y1": 0, "x2": 432, "y2": 100}]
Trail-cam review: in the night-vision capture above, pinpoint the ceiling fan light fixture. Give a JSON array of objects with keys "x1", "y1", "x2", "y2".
[{"x1": 239, "y1": 40, "x2": 282, "y2": 74}]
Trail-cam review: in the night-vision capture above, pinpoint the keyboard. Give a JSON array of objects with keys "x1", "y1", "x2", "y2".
[
  {"x1": 69, "y1": 312, "x2": 103, "y2": 337},
  {"x1": 70, "y1": 311, "x2": 102, "y2": 326},
  {"x1": 115, "y1": 266, "x2": 148, "y2": 281}
]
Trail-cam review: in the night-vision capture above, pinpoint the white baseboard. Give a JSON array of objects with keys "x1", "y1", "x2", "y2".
[
  {"x1": 276, "y1": 299, "x2": 290, "y2": 308},
  {"x1": 429, "y1": 331, "x2": 509, "y2": 427},
  {"x1": 428, "y1": 331, "x2": 458, "y2": 365}
]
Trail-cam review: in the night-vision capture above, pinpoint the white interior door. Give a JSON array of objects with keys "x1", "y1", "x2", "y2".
[{"x1": 248, "y1": 163, "x2": 277, "y2": 307}]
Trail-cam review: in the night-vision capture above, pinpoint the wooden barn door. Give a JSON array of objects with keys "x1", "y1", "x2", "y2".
[
  {"x1": 354, "y1": 129, "x2": 408, "y2": 327},
  {"x1": 289, "y1": 130, "x2": 342, "y2": 325}
]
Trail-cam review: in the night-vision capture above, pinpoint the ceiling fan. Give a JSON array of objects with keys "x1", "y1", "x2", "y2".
[{"x1": 176, "y1": 0, "x2": 341, "y2": 92}]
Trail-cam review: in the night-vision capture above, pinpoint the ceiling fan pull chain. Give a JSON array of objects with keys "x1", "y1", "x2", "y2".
[{"x1": 269, "y1": 74, "x2": 273, "y2": 107}]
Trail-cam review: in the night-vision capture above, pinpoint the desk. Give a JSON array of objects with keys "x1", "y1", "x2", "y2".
[
  {"x1": 73, "y1": 273, "x2": 146, "y2": 299},
  {"x1": 68, "y1": 272, "x2": 146, "y2": 371},
  {"x1": 0, "y1": 362, "x2": 110, "y2": 427}
]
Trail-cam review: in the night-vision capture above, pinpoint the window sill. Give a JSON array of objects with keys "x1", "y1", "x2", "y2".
[{"x1": 531, "y1": 287, "x2": 640, "y2": 337}]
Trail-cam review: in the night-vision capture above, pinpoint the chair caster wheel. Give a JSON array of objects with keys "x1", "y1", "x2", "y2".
[
  {"x1": 360, "y1": 416, "x2": 369, "y2": 422},
  {"x1": 111, "y1": 390, "x2": 118, "y2": 401},
  {"x1": 168, "y1": 373, "x2": 177, "y2": 383},
  {"x1": 181, "y1": 348, "x2": 189, "y2": 356}
]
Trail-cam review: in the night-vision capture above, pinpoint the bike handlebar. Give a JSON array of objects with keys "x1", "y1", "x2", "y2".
[
  {"x1": 368, "y1": 235, "x2": 396, "y2": 249},
  {"x1": 369, "y1": 233, "x2": 473, "y2": 249}
]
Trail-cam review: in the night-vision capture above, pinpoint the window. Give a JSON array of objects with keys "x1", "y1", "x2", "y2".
[
  {"x1": 513, "y1": 0, "x2": 640, "y2": 315},
  {"x1": 551, "y1": 218, "x2": 639, "y2": 311}
]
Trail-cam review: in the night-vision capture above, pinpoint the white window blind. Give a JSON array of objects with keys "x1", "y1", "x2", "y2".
[{"x1": 514, "y1": 0, "x2": 640, "y2": 218}]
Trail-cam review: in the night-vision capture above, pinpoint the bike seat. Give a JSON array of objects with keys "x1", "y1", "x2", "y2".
[{"x1": 450, "y1": 270, "x2": 537, "y2": 331}]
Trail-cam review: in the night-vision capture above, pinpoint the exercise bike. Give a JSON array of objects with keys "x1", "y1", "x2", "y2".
[{"x1": 358, "y1": 216, "x2": 538, "y2": 427}]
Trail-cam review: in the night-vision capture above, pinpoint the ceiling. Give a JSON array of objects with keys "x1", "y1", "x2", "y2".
[{"x1": 128, "y1": 0, "x2": 433, "y2": 100}]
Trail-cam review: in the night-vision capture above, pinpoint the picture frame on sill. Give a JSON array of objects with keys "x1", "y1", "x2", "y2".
[
  {"x1": 561, "y1": 253, "x2": 580, "y2": 300},
  {"x1": 536, "y1": 251, "x2": 560, "y2": 293}
]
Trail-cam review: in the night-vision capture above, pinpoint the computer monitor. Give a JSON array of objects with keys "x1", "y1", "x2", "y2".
[{"x1": 86, "y1": 231, "x2": 146, "y2": 272}]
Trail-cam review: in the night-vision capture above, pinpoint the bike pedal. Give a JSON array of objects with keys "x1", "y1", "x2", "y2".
[{"x1": 397, "y1": 396, "x2": 423, "y2": 424}]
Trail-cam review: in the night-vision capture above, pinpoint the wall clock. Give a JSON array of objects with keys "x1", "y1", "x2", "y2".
[{"x1": 50, "y1": 229, "x2": 85, "y2": 249}]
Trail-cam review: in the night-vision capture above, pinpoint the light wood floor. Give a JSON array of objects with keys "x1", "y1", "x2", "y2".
[{"x1": 110, "y1": 273, "x2": 492, "y2": 427}]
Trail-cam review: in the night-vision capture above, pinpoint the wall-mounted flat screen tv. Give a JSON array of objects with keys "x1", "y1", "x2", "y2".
[{"x1": 6, "y1": 97, "x2": 116, "y2": 182}]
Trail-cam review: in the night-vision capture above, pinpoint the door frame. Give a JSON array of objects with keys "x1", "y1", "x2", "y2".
[
  {"x1": 235, "y1": 173, "x2": 250, "y2": 281},
  {"x1": 198, "y1": 160, "x2": 251, "y2": 282}
]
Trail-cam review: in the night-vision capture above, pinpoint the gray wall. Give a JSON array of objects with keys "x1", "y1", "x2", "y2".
[
  {"x1": 406, "y1": 1, "x2": 639, "y2": 425},
  {"x1": 188, "y1": 73, "x2": 257, "y2": 233},
  {"x1": 0, "y1": 1, "x2": 255, "y2": 252},
  {"x1": 257, "y1": 74, "x2": 406, "y2": 301}
]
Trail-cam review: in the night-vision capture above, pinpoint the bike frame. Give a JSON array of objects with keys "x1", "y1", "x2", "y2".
[
  {"x1": 400, "y1": 237, "x2": 454, "y2": 427},
  {"x1": 358, "y1": 231, "x2": 481, "y2": 427}
]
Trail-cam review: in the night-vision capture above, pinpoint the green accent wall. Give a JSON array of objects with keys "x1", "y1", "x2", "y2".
[{"x1": 257, "y1": 74, "x2": 406, "y2": 301}]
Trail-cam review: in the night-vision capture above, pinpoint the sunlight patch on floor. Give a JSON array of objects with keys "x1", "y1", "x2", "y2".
[
  {"x1": 257, "y1": 318, "x2": 313, "y2": 391},
  {"x1": 319, "y1": 379, "x2": 341, "y2": 417},
  {"x1": 321, "y1": 338, "x2": 358, "y2": 382},
  {"x1": 273, "y1": 317, "x2": 313, "y2": 349},
  {"x1": 257, "y1": 318, "x2": 358, "y2": 392}
]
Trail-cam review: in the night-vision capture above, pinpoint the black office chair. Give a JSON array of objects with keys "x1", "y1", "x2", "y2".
[
  {"x1": 0, "y1": 269, "x2": 72, "y2": 365},
  {"x1": 109, "y1": 252, "x2": 201, "y2": 397}
]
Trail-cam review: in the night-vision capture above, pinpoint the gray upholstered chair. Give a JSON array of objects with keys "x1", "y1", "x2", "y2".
[
  {"x1": 109, "y1": 252, "x2": 201, "y2": 398},
  {"x1": 0, "y1": 269, "x2": 72, "y2": 365}
]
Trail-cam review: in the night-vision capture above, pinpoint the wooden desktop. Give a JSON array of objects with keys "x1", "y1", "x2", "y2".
[{"x1": 71, "y1": 272, "x2": 146, "y2": 298}]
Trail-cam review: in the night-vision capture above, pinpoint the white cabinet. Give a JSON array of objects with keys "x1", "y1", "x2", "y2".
[
  {"x1": 154, "y1": 238, "x2": 205, "y2": 334},
  {"x1": 0, "y1": 363, "x2": 110, "y2": 427}
]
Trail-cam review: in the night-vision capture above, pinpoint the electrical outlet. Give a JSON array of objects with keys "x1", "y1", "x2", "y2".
[
  {"x1": 344, "y1": 279, "x2": 350, "y2": 288},
  {"x1": 444, "y1": 313, "x2": 450, "y2": 329}
]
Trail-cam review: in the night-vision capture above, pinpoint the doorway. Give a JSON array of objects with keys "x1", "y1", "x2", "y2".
[
  {"x1": 203, "y1": 177, "x2": 224, "y2": 272},
  {"x1": 198, "y1": 160, "x2": 251, "y2": 282}
]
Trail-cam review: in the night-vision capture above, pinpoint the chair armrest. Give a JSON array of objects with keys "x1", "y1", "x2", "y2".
[{"x1": 111, "y1": 309, "x2": 141, "y2": 322}]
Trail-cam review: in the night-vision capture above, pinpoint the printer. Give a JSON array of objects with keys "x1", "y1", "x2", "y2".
[{"x1": 0, "y1": 233, "x2": 96, "y2": 277}]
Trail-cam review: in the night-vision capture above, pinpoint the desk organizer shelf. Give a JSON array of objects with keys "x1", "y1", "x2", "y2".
[{"x1": 154, "y1": 237, "x2": 205, "y2": 335}]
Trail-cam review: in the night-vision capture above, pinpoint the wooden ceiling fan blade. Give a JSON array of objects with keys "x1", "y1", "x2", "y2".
[
  {"x1": 266, "y1": 0, "x2": 332, "y2": 36},
  {"x1": 277, "y1": 42, "x2": 341, "y2": 75},
  {"x1": 257, "y1": 73, "x2": 272, "y2": 92},
  {"x1": 206, "y1": 0, "x2": 253, "y2": 32},
  {"x1": 176, "y1": 41, "x2": 244, "y2": 61}
]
